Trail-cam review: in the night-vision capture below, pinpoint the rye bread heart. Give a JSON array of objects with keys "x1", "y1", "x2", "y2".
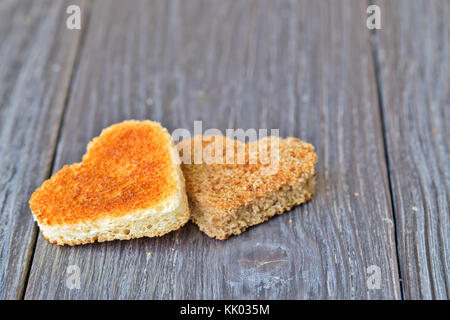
[{"x1": 177, "y1": 135, "x2": 317, "y2": 239}]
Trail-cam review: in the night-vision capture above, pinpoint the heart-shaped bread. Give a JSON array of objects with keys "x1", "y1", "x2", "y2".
[
  {"x1": 177, "y1": 135, "x2": 317, "y2": 239},
  {"x1": 29, "y1": 120, "x2": 189, "y2": 245}
]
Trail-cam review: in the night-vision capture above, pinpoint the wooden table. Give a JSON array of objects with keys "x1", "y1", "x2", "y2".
[{"x1": 0, "y1": 0, "x2": 448, "y2": 300}]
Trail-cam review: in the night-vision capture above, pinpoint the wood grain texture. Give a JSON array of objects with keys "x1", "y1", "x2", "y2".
[
  {"x1": 373, "y1": 0, "x2": 449, "y2": 299},
  {"x1": 0, "y1": 0, "x2": 85, "y2": 299},
  {"x1": 25, "y1": 0, "x2": 401, "y2": 299}
]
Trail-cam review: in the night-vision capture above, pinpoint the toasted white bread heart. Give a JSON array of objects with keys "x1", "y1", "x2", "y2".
[{"x1": 29, "y1": 120, "x2": 189, "y2": 246}]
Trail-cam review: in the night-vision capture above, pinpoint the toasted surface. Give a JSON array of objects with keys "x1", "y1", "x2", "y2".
[
  {"x1": 178, "y1": 135, "x2": 317, "y2": 239},
  {"x1": 29, "y1": 120, "x2": 189, "y2": 245}
]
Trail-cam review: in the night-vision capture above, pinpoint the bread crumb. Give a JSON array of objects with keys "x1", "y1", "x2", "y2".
[
  {"x1": 412, "y1": 206, "x2": 418, "y2": 211},
  {"x1": 146, "y1": 252, "x2": 152, "y2": 262},
  {"x1": 354, "y1": 192, "x2": 359, "y2": 196}
]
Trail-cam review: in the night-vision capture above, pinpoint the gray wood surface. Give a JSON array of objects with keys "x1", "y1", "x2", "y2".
[
  {"x1": 0, "y1": 0, "x2": 85, "y2": 299},
  {"x1": 373, "y1": 0, "x2": 449, "y2": 299},
  {"x1": 24, "y1": 0, "x2": 401, "y2": 299}
]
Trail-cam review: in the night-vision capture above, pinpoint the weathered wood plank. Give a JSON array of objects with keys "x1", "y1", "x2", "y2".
[
  {"x1": 0, "y1": 0, "x2": 86, "y2": 299},
  {"x1": 373, "y1": 0, "x2": 449, "y2": 299},
  {"x1": 25, "y1": 0, "x2": 400, "y2": 299}
]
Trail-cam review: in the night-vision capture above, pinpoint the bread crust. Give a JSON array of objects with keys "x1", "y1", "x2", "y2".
[
  {"x1": 29, "y1": 120, "x2": 189, "y2": 245},
  {"x1": 41, "y1": 199, "x2": 190, "y2": 246},
  {"x1": 178, "y1": 135, "x2": 317, "y2": 239}
]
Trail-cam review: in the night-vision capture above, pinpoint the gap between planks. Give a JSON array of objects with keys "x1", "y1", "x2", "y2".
[{"x1": 367, "y1": 0, "x2": 405, "y2": 300}]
